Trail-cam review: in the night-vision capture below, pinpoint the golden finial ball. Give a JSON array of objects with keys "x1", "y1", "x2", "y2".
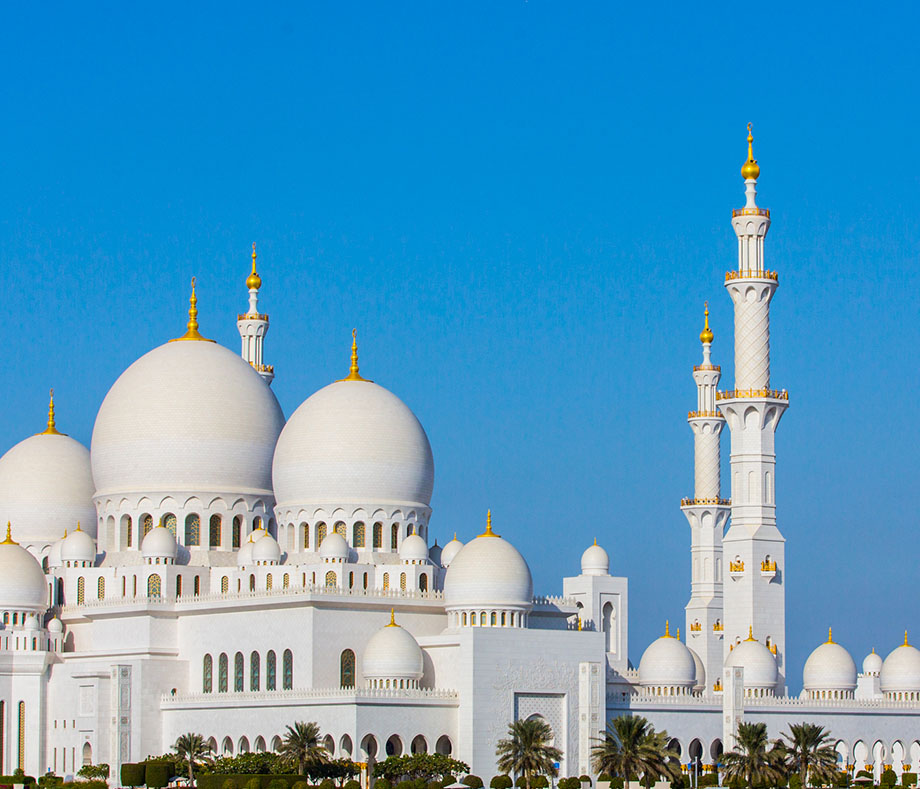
[
  {"x1": 741, "y1": 158, "x2": 760, "y2": 181},
  {"x1": 699, "y1": 325, "x2": 714, "y2": 344},
  {"x1": 246, "y1": 271, "x2": 262, "y2": 290}
]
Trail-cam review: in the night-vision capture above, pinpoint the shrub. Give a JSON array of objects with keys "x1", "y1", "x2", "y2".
[
  {"x1": 0, "y1": 776, "x2": 36, "y2": 787},
  {"x1": 491, "y1": 778, "x2": 513, "y2": 789},
  {"x1": 596, "y1": 776, "x2": 611, "y2": 784},
  {"x1": 670, "y1": 777, "x2": 688, "y2": 789},
  {"x1": 531, "y1": 779, "x2": 549, "y2": 789},
  {"x1": 291, "y1": 783, "x2": 309, "y2": 789},
  {"x1": 464, "y1": 778, "x2": 484, "y2": 789},
  {"x1": 120, "y1": 765, "x2": 146, "y2": 787},
  {"x1": 559, "y1": 779, "x2": 581, "y2": 789},
  {"x1": 38, "y1": 776, "x2": 63, "y2": 789},
  {"x1": 77, "y1": 766, "x2": 110, "y2": 781},
  {"x1": 245, "y1": 777, "x2": 261, "y2": 789},
  {"x1": 145, "y1": 763, "x2": 170, "y2": 789},
  {"x1": 882, "y1": 770, "x2": 899, "y2": 788},
  {"x1": 344, "y1": 782, "x2": 362, "y2": 789},
  {"x1": 69, "y1": 781, "x2": 108, "y2": 789},
  {"x1": 903, "y1": 773, "x2": 918, "y2": 788},
  {"x1": 375, "y1": 781, "x2": 393, "y2": 789},
  {"x1": 222, "y1": 781, "x2": 239, "y2": 789},
  {"x1": 267, "y1": 780, "x2": 288, "y2": 789},
  {"x1": 427, "y1": 781, "x2": 443, "y2": 789},
  {"x1": 698, "y1": 775, "x2": 719, "y2": 788}
]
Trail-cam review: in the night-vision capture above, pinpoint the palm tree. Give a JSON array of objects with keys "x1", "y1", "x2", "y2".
[
  {"x1": 495, "y1": 718, "x2": 563, "y2": 789},
  {"x1": 721, "y1": 722, "x2": 786, "y2": 788},
  {"x1": 279, "y1": 721, "x2": 329, "y2": 776},
  {"x1": 173, "y1": 732, "x2": 211, "y2": 784},
  {"x1": 782, "y1": 723, "x2": 839, "y2": 788},
  {"x1": 591, "y1": 715, "x2": 681, "y2": 789}
]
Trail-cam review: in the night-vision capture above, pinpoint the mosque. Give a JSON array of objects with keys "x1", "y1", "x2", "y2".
[{"x1": 1, "y1": 128, "x2": 919, "y2": 784}]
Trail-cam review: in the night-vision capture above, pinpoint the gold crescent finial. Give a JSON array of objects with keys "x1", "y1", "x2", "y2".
[
  {"x1": 1, "y1": 522, "x2": 16, "y2": 545},
  {"x1": 338, "y1": 328, "x2": 371, "y2": 382},
  {"x1": 741, "y1": 123, "x2": 760, "y2": 180},
  {"x1": 40, "y1": 387, "x2": 63, "y2": 435},
  {"x1": 247, "y1": 243, "x2": 262, "y2": 290},
  {"x1": 170, "y1": 277, "x2": 215, "y2": 343},
  {"x1": 700, "y1": 301, "x2": 714, "y2": 344}
]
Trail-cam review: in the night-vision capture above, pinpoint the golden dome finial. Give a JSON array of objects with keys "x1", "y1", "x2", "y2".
[
  {"x1": 40, "y1": 388, "x2": 63, "y2": 435},
  {"x1": 1, "y1": 522, "x2": 17, "y2": 545},
  {"x1": 741, "y1": 122, "x2": 760, "y2": 181},
  {"x1": 479, "y1": 509, "x2": 499, "y2": 538},
  {"x1": 170, "y1": 277, "x2": 215, "y2": 343},
  {"x1": 828, "y1": 627, "x2": 833, "y2": 644},
  {"x1": 387, "y1": 607, "x2": 398, "y2": 627},
  {"x1": 700, "y1": 302, "x2": 714, "y2": 344},
  {"x1": 338, "y1": 328, "x2": 371, "y2": 382},
  {"x1": 665, "y1": 620, "x2": 671, "y2": 638},
  {"x1": 906, "y1": 630, "x2": 910, "y2": 647},
  {"x1": 76, "y1": 521, "x2": 81, "y2": 532},
  {"x1": 746, "y1": 625, "x2": 756, "y2": 641},
  {"x1": 247, "y1": 242, "x2": 262, "y2": 290},
  {"x1": 677, "y1": 627, "x2": 680, "y2": 640}
]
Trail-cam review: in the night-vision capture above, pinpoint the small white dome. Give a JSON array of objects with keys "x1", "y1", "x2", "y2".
[
  {"x1": 363, "y1": 613, "x2": 424, "y2": 684},
  {"x1": 863, "y1": 649, "x2": 883, "y2": 676},
  {"x1": 688, "y1": 647, "x2": 706, "y2": 692},
  {"x1": 725, "y1": 635, "x2": 778, "y2": 690},
  {"x1": 141, "y1": 526, "x2": 178, "y2": 560},
  {"x1": 319, "y1": 531, "x2": 349, "y2": 562},
  {"x1": 60, "y1": 527, "x2": 96, "y2": 564},
  {"x1": 0, "y1": 530, "x2": 48, "y2": 613},
  {"x1": 440, "y1": 536, "x2": 464, "y2": 568},
  {"x1": 48, "y1": 617, "x2": 63, "y2": 633},
  {"x1": 581, "y1": 541, "x2": 609, "y2": 576},
  {"x1": 0, "y1": 429, "x2": 96, "y2": 546},
  {"x1": 48, "y1": 536, "x2": 65, "y2": 569},
  {"x1": 252, "y1": 532, "x2": 281, "y2": 564},
  {"x1": 428, "y1": 541, "x2": 442, "y2": 566},
  {"x1": 92, "y1": 340, "x2": 285, "y2": 499},
  {"x1": 803, "y1": 632, "x2": 857, "y2": 693},
  {"x1": 273, "y1": 378, "x2": 434, "y2": 511},
  {"x1": 880, "y1": 639, "x2": 920, "y2": 693},
  {"x1": 444, "y1": 520, "x2": 533, "y2": 612},
  {"x1": 24, "y1": 614, "x2": 40, "y2": 631},
  {"x1": 638, "y1": 628, "x2": 696, "y2": 688},
  {"x1": 400, "y1": 534, "x2": 428, "y2": 563}
]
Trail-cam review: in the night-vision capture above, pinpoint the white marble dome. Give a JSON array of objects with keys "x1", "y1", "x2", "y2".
[
  {"x1": 400, "y1": 534, "x2": 428, "y2": 563},
  {"x1": 427, "y1": 541, "x2": 442, "y2": 566},
  {"x1": 47, "y1": 617, "x2": 64, "y2": 633},
  {"x1": 320, "y1": 531, "x2": 349, "y2": 562},
  {"x1": 47, "y1": 536, "x2": 65, "y2": 569},
  {"x1": 863, "y1": 649, "x2": 883, "y2": 676},
  {"x1": 638, "y1": 627, "x2": 696, "y2": 689},
  {"x1": 92, "y1": 339, "x2": 285, "y2": 499},
  {"x1": 581, "y1": 541, "x2": 609, "y2": 576},
  {"x1": 725, "y1": 635, "x2": 778, "y2": 691},
  {"x1": 688, "y1": 646, "x2": 706, "y2": 692},
  {"x1": 60, "y1": 526, "x2": 96, "y2": 565},
  {"x1": 444, "y1": 518, "x2": 533, "y2": 614},
  {"x1": 440, "y1": 536, "x2": 464, "y2": 568},
  {"x1": 272, "y1": 378, "x2": 434, "y2": 511},
  {"x1": 0, "y1": 428, "x2": 96, "y2": 546},
  {"x1": 0, "y1": 530, "x2": 49, "y2": 613},
  {"x1": 803, "y1": 632, "x2": 857, "y2": 694},
  {"x1": 363, "y1": 613, "x2": 424, "y2": 688},
  {"x1": 141, "y1": 525, "x2": 178, "y2": 561},
  {"x1": 880, "y1": 639, "x2": 920, "y2": 694},
  {"x1": 252, "y1": 532, "x2": 281, "y2": 564}
]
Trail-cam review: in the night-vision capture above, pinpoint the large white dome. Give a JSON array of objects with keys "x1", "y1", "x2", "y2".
[
  {"x1": 92, "y1": 340, "x2": 284, "y2": 499},
  {"x1": 880, "y1": 639, "x2": 920, "y2": 693},
  {"x1": 0, "y1": 528, "x2": 48, "y2": 613},
  {"x1": 638, "y1": 627, "x2": 696, "y2": 688},
  {"x1": 444, "y1": 518, "x2": 533, "y2": 611},
  {"x1": 363, "y1": 612, "x2": 424, "y2": 686},
  {"x1": 725, "y1": 635, "x2": 778, "y2": 690},
  {"x1": 272, "y1": 379, "x2": 434, "y2": 510},
  {"x1": 803, "y1": 632, "x2": 857, "y2": 693},
  {"x1": 0, "y1": 426, "x2": 96, "y2": 546}
]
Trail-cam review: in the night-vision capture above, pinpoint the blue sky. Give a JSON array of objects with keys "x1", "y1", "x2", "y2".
[{"x1": 2, "y1": 2, "x2": 919, "y2": 687}]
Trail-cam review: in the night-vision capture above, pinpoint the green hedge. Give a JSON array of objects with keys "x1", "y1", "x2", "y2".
[
  {"x1": 121, "y1": 765, "x2": 146, "y2": 788},
  {"x1": 463, "y1": 778, "x2": 484, "y2": 789},
  {"x1": 698, "y1": 774, "x2": 719, "y2": 788},
  {"x1": 374, "y1": 780, "x2": 393, "y2": 789},
  {"x1": 559, "y1": 779, "x2": 581, "y2": 789},
  {"x1": 0, "y1": 777, "x2": 36, "y2": 786},
  {"x1": 491, "y1": 777, "x2": 513, "y2": 789},
  {"x1": 903, "y1": 773, "x2": 918, "y2": 787},
  {"x1": 198, "y1": 776, "x2": 310, "y2": 789}
]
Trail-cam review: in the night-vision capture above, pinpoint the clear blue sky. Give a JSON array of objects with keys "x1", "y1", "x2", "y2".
[{"x1": 2, "y1": 2, "x2": 919, "y2": 687}]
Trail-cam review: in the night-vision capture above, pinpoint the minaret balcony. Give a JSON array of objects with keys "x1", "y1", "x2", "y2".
[
  {"x1": 729, "y1": 560, "x2": 744, "y2": 577},
  {"x1": 731, "y1": 207, "x2": 770, "y2": 218},
  {"x1": 693, "y1": 363, "x2": 721, "y2": 372},
  {"x1": 238, "y1": 312, "x2": 270, "y2": 321},
  {"x1": 687, "y1": 410, "x2": 724, "y2": 419},
  {"x1": 712, "y1": 622, "x2": 723, "y2": 632},
  {"x1": 716, "y1": 389, "x2": 788, "y2": 401},
  {"x1": 689, "y1": 622, "x2": 702, "y2": 634},
  {"x1": 251, "y1": 363, "x2": 274, "y2": 373},
  {"x1": 724, "y1": 268, "x2": 778, "y2": 282},
  {"x1": 760, "y1": 559, "x2": 777, "y2": 578},
  {"x1": 681, "y1": 497, "x2": 730, "y2": 507}
]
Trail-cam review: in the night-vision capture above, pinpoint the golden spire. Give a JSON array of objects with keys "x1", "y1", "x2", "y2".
[
  {"x1": 677, "y1": 627, "x2": 680, "y2": 640},
  {"x1": 594, "y1": 537, "x2": 598, "y2": 546},
  {"x1": 906, "y1": 630, "x2": 910, "y2": 647},
  {"x1": 1, "y1": 522, "x2": 16, "y2": 545},
  {"x1": 827, "y1": 627, "x2": 834, "y2": 644},
  {"x1": 39, "y1": 388, "x2": 63, "y2": 435},
  {"x1": 665, "y1": 620, "x2": 671, "y2": 638},
  {"x1": 741, "y1": 122, "x2": 760, "y2": 180},
  {"x1": 338, "y1": 329, "x2": 371, "y2": 382},
  {"x1": 479, "y1": 509, "x2": 499, "y2": 538},
  {"x1": 76, "y1": 521, "x2": 81, "y2": 532},
  {"x1": 170, "y1": 277, "x2": 215, "y2": 343},
  {"x1": 700, "y1": 302, "x2": 714, "y2": 344},
  {"x1": 387, "y1": 607, "x2": 398, "y2": 627},
  {"x1": 745, "y1": 625, "x2": 756, "y2": 641},
  {"x1": 247, "y1": 242, "x2": 262, "y2": 290}
]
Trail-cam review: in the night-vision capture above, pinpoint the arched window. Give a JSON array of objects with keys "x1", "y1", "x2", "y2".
[
  {"x1": 97, "y1": 577, "x2": 105, "y2": 600},
  {"x1": 419, "y1": 574, "x2": 428, "y2": 592},
  {"x1": 249, "y1": 574, "x2": 255, "y2": 592},
  {"x1": 391, "y1": 523, "x2": 399, "y2": 550},
  {"x1": 353, "y1": 521, "x2": 366, "y2": 548},
  {"x1": 218, "y1": 653, "x2": 228, "y2": 693},
  {"x1": 383, "y1": 573, "x2": 390, "y2": 591},
  {"x1": 221, "y1": 576, "x2": 229, "y2": 594},
  {"x1": 300, "y1": 522, "x2": 309, "y2": 550},
  {"x1": 407, "y1": 524, "x2": 414, "y2": 537},
  {"x1": 325, "y1": 570, "x2": 337, "y2": 587},
  {"x1": 176, "y1": 575, "x2": 183, "y2": 597},
  {"x1": 283, "y1": 573, "x2": 290, "y2": 589},
  {"x1": 253, "y1": 516, "x2": 262, "y2": 532},
  {"x1": 373, "y1": 522, "x2": 383, "y2": 548},
  {"x1": 164, "y1": 513, "x2": 177, "y2": 535},
  {"x1": 317, "y1": 522, "x2": 327, "y2": 546},
  {"x1": 194, "y1": 576, "x2": 200, "y2": 596},
  {"x1": 491, "y1": 612, "x2": 497, "y2": 625},
  {"x1": 232, "y1": 516, "x2": 242, "y2": 548},
  {"x1": 334, "y1": 521, "x2": 346, "y2": 539},
  {"x1": 340, "y1": 649, "x2": 356, "y2": 688},
  {"x1": 77, "y1": 576, "x2": 85, "y2": 604},
  {"x1": 203, "y1": 654, "x2": 213, "y2": 693},
  {"x1": 400, "y1": 572, "x2": 407, "y2": 591},
  {"x1": 234, "y1": 652, "x2": 244, "y2": 692},
  {"x1": 18, "y1": 701, "x2": 25, "y2": 769},
  {"x1": 82, "y1": 741, "x2": 93, "y2": 766},
  {"x1": 349, "y1": 572, "x2": 354, "y2": 589},
  {"x1": 266, "y1": 573, "x2": 273, "y2": 590},
  {"x1": 185, "y1": 514, "x2": 200, "y2": 546},
  {"x1": 471, "y1": 612, "x2": 477, "y2": 625},
  {"x1": 250, "y1": 651, "x2": 260, "y2": 691},
  {"x1": 142, "y1": 514, "x2": 154, "y2": 536},
  {"x1": 124, "y1": 515, "x2": 133, "y2": 548},
  {"x1": 209, "y1": 515, "x2": 221, "y2": 548},
  {"x1": 147, "y1": 574, "x2": 161, "y2": 597},
  {"x1": 266, "y1": 650, "x2": 277, "y2": 690},
  {"x1": 282, "y1": 649, "x2": 293, "y2": 689}
]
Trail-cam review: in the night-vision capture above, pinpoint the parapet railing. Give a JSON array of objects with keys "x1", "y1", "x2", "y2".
[
  {"x1": 716, "y1": 389, "x2": 789, "y2": 401},
  {"x1": 724, "y1": 269, "x2": 778, "y2": 281},
  {"x1": 162, "y1": 686, "x2": 459, "y2": 704}
]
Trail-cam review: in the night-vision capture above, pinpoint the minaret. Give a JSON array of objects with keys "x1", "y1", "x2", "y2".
[
  {"x1": 682, "y1": 303, "x2": 730, "y2": 693},
  {"x1": 719, "y1": 125, "x2": 788, "y2": 687},
  {"x1": 237, "y1": 243, "x2": 274, "y2": 384}
]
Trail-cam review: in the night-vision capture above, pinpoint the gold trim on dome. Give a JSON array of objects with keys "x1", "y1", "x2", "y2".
[
  {"x1": 1, "y1": 522, "x2": 17, "y2": 545},
  {"x1": 38, "y1": 388, "x2": 66, "y2": 436},
  {"x1": 247, "y1": 242, "x2": 262, "y2": 291},
  {"x1": 337, "y1": 329, "x2": 372, "y2": 382},
  {"x1": 169, "y1": 277, "x2": 215, "y2": 343},
  {"x1": 479, "y1": 509, "x2": 499, "y2": 538}
]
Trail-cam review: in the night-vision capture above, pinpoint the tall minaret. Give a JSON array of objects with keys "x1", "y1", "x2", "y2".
[
  {"x1": 237, "y1": 242, "x2": 274, "y2": 384},
  {"x1": 719, "y1": 125, "x2": 788, "y2": 687},
  {"x1": 682, "y1": 303, "x2": 730, "y2": 693}
]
